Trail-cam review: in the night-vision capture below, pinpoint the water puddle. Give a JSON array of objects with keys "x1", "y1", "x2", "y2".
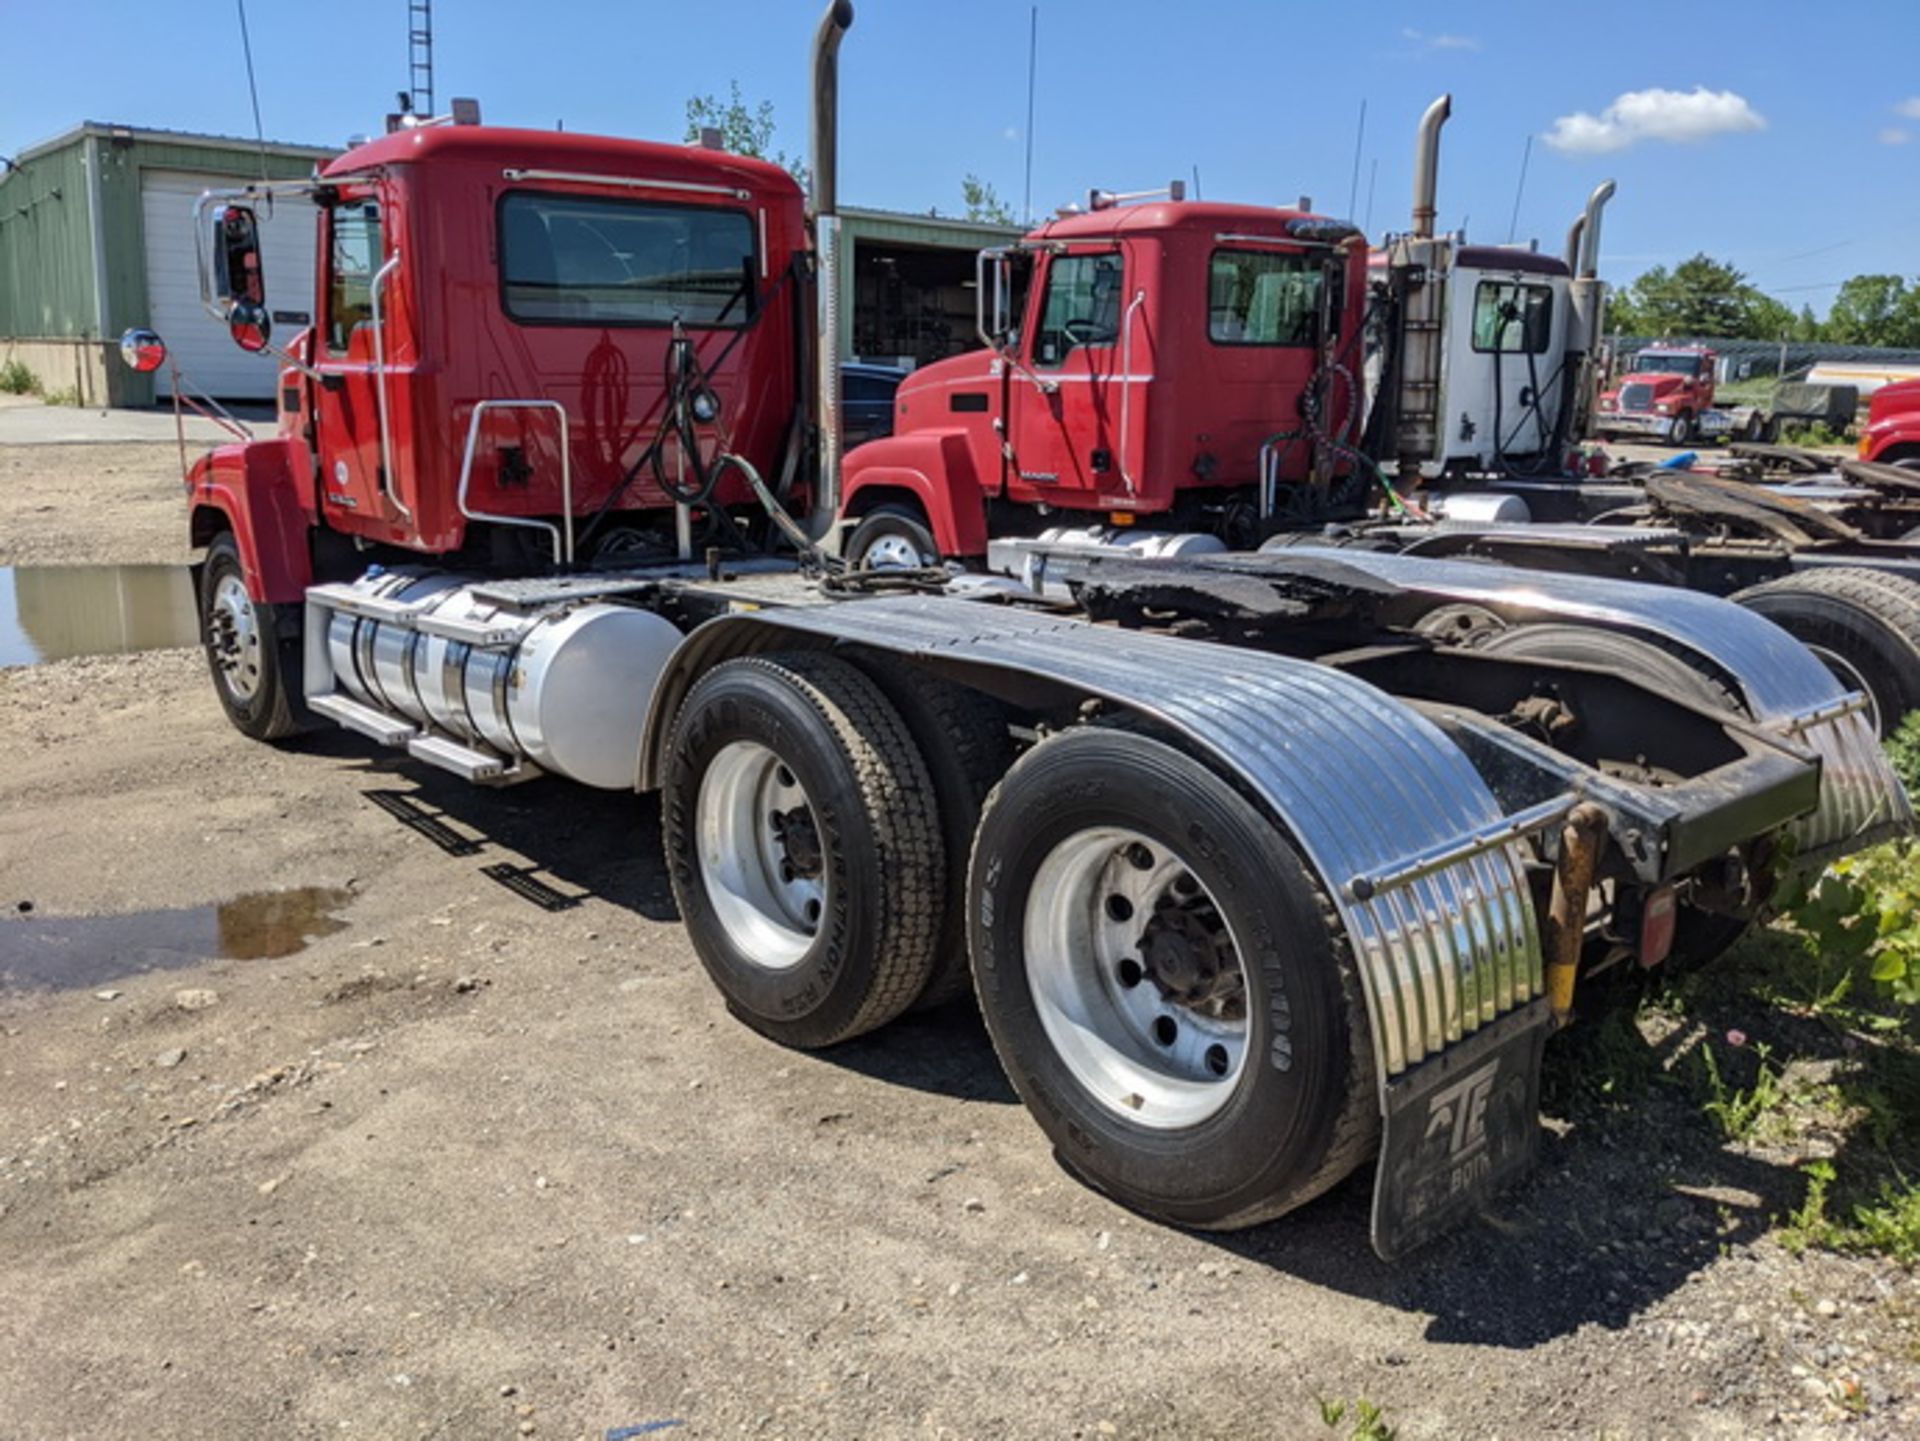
[
  {"x1": 0, "y1": 563, "x2": 199, "y2": 669},
  {"x1": 0, "y1": 887, "x2": 353, "y2": 992}
]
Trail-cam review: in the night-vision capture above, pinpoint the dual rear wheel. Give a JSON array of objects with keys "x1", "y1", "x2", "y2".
[{"x1": 660, "y1": 658, "x2": 1373, "y2": 1227}]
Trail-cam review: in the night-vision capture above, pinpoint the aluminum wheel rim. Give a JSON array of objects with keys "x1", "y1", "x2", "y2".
[
  {"x1": 210, "y1": 572, "x2": 264, "y2": 701},
  {"x1": 1804, "y1": 643, "x2": 1880, "y2": 735},
  {"x1": 861, "y1": 532, "x2": 932, "y2": 570},
  {"x1": 1024, "y1": 826, "x2": 1250, "y2": 1130},
  {"x1": 696, "y1": 740, "x2": 826, "y2": 969}
]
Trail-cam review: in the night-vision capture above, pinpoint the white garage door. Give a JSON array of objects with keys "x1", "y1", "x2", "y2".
[{"x1": 140, "y1": 170, "x2": 319, "y2": 400}]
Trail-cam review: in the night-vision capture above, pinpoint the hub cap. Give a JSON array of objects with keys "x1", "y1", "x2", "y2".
[
  {"x1": 860, "y1": 532, "x2": 934, "y2": 570},
  {"x1": 209, "y1": 572, "x2": 264, "y2": 702},
  {"x1": 1024, "y1": 826, "x2": 1250, "y2": 1129},
  {"x1": 696, "y1": 740, "x2": 826, "y2": 968}
]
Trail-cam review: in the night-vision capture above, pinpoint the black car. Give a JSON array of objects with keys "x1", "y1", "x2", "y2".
[{"x1": 842, "y1": 363, "x2": 907, "y2": 448}]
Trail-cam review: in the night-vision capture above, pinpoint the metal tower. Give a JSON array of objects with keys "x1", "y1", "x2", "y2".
[{"x1": 407, "y1": 0, "x2": 435, "y2": 117}]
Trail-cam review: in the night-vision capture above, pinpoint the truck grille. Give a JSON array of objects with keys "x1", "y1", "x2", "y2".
[{"x1": 1620, "y1": 382, "x2": 1655, "y2": 412}]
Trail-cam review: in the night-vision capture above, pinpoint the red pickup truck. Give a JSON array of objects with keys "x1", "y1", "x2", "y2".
[{"x1": 1860, "y1": 379, "x2": 1920, "y2": 467}]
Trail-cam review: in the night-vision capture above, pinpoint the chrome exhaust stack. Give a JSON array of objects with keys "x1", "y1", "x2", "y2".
[
  {"x1": 807, "y1": 0, "x2": 854, "y2": 542},
  {"x1": 1410, "y1": 94, "x2": 1451, "y2": 239}
]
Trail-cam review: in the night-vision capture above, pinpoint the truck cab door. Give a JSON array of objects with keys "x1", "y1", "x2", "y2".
[
  {"x1": 1007, "y1": 249, "x2": 1131, "y2": 505},
  {"x1": 313, "y1": 194, "x2": 399, "y2": 528}
]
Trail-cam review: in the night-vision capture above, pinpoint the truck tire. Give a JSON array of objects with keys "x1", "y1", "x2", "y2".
[
  {"x1": 662, "y1": 651, "x2": 943, "y2": 1048},
  {"x1": 1732, "y1": 568, "x2": 1920, "y2": 737},
  {"x1": 967, "y1": 726, "x2": 1376, "y2": 1230},
  {"x1": 1671, "y1": 410, "x2": 1695, "y2": 445},
  {"x1": 847, "y1": 504, "x2": 941, "y2": 570},
  {"x1": 200, "y1": 533, "x2": 302, "y2": 742},
  {"x1": 856, "y1": 662, "x2": 1014, "y2": 1008}
]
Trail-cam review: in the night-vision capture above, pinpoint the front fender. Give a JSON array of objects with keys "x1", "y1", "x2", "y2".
[
  {"x1": 187, "y1": 440, "x2": 316, "y2": 603},
  {"x1": 842, "y1": 431, "x2": 990, "y2": 556}
]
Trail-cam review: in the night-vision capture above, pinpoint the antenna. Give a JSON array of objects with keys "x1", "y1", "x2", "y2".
[
  {"x1": 234, "y1": 0, "x2": 268, "y2": 182},
  {"x1": 1022, "y1": 6, "x2": 1038, "y2": 223},
  {"x1": 1346, "y1": 99, "x2": 1367, "y2": 219},
  {"x1": 1506, "y1": 134, "x2": 1532, "y2": 244},
  {"x1": 407, "y1": 0, "x2": 435, "y2": 118}
]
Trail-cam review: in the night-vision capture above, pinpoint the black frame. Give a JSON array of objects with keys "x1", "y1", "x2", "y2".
[{"x1": 1469, "y1": 280, "x2": 1554, "y2": 356}]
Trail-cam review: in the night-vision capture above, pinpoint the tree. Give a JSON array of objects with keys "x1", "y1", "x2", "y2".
[
  {"x1": 1825, "y1": 275, "x2": 1920, "y2": 349},
  {"x1": 684, "y1": 82, "x2": 808, "y2": 189},
  {"x1": 1608, "y1": 252, "x2": 1813, "y2": 341},
  {"x1": 960, "y1": 174, "x2": 1016, "y2": 226}
]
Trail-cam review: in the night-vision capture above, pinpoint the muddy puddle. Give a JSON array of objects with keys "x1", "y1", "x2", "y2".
[
  {"x1": 0, "y1": 563, "x2": 198, "y2": 669},
  {"x1": 0, "y1": 887, "x2": 352, "y2": 992}
]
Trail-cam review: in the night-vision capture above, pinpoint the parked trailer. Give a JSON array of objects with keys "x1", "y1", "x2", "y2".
[{"x1": 133, "y1": 5, "x2": 1907, "y2": 1260}]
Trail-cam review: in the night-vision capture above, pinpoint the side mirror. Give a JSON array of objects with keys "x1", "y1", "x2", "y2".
[
  {"x1": 212, "y1": 203, "x2": 266, "y2": 313},
  {"x1": 228, "y1": 299, "x2": 272, "y2": 353},
  {"x1": 118, "y1": 328, "x2": 168, "y2": 373},
  {"x1": 975, "y1": 248, "x2": 1016, "y2": 352}
]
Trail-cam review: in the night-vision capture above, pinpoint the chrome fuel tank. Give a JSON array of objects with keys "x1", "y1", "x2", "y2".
[{"x1": 323, "y1": 571, "x2": 681, "y2": 789}]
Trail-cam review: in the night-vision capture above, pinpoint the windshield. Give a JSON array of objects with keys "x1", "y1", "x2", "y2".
[{"x1": 1630, "y1": 352, "x2": 1702, "y2": 377}]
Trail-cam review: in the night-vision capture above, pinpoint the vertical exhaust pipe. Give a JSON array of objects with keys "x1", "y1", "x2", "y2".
[
  {"x1": 1576, "y1": 179, "x2": 1614, "y2": 279},
  {"x1": 1410, "y1": 95, "x2": 1451, "y2": 238},
  {"x1": 1564, "y1": 215, "x2": 1586, "y2": 275},
  {"x1": 808, "y1": 0, "x2": 854, "y2": 541}
]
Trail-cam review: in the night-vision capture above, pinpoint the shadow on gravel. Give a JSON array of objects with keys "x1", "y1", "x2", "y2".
[
  {"x1": 823, "y1": 999, "x2": 1020, "y2": 1106},
  {"x1": 1205, "y1": 1008, "x2": 1812, "y2": 1349},
  {"x1": 301, "y1": 735, "x2": 679, "y2": 922}
]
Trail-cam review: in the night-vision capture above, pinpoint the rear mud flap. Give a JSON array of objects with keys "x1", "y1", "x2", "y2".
[{"x1": 1370, "y1": 997, "x2": 1551, "y2": 1261}]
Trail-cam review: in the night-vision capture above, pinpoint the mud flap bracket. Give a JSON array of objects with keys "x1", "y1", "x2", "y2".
[{"x1": 1371, "y1": 996, "x2": 1551, "y2": 1260}]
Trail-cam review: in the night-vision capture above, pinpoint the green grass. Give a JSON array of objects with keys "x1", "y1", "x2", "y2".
[{"x1": 1318, "y1": 1397, "x2": 1396, "y2": 1441}]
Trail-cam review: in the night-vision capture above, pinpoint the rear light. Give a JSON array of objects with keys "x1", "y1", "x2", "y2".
[{"x1": 1638, "y1": 885, "x2": 1678, "y2": 967}]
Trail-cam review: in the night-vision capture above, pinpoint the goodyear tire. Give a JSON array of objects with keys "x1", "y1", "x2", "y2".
[
  {"x1": 967, "y1": 726, "x2": 1375, "y2": 1230},
  {"x1": 855, "y1": 661, "x2": 1013, "y2": 1008},
  {"x1": 200, "y1": 533, "x2": 303, "y2": 741},
  {"x1": 663, "y1": 652, "x2": 943, "y2": 1048},
  {"x1": 847, "y1": 504, "x2": 941, "y2": 570},
  {"x1": 1733, "y1": 568, "x2": 1920, "y2": 737}
]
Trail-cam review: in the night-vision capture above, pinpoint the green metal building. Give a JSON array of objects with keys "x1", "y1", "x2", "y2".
[{"x1": 0, "y1": 123, "x2": 334, "y2": 405}]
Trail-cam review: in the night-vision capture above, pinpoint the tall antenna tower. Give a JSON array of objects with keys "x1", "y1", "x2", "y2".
[{"x1": 407, "y1": 0, "x2": 435, "y2": 117}]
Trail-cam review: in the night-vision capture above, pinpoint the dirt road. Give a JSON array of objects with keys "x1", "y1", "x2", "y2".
[{"x1": 2, "y1": 441, "x2": 1915, "y2": 1440}]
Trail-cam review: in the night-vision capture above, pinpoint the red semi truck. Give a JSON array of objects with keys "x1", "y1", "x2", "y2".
[
  {"x1": 1860, "y1": 378, "x2": 1920, "y2": 467},
  {"x1": 121, "y1": 4, "x2": 1906, "y2": 1258}
]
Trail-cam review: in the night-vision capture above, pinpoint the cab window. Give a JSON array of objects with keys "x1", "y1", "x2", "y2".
[
  {"x1": 499, "y1": 192, "x2": 756, "y2": 327},
  {"x1": 1209, "y1": 250, "x2": 1327, "y2": 346},
  {"x1": 1471, "y1": 281, "x2": 1553, "y2": 354},
  {"x1": 326, "y1": 200, "x2": 383, "y2": 355},
  {"x1": 1032, "y1": 252, "x2": 1123, "y2": 367}
]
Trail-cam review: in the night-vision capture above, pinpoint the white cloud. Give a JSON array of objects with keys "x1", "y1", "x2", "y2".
[
  {"x1": 1543, "y1": 86, "x2": 1766, "y2": 154},
  {"x1": 1895, "y1": 98, "x2": 1920, "y2": 120},
  {"x1": 1002, "y1": 126, "x2": 1019, "y2": 142},
  {"x1": 1881, "y1": 126, "x2": 1912, "y2": 146},
  {"x1": 1401, "y1": 27, "x2": 1481, "y2": 52}
]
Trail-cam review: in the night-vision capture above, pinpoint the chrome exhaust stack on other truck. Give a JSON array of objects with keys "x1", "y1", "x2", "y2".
[{"x1": 806, "y1": 0, "x2": 854, "y2": 544}]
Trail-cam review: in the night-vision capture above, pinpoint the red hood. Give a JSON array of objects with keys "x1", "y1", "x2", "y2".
[
  {"x1": 1869, "y1": 378, "x2": 1920, "y2": 423},
  {"x1": 1602, "y1": 373, "x2": 1691, "y2": 401}
]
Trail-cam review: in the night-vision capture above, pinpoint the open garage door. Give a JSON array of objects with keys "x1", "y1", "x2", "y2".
[{"x1": 140, "y1": 170, "x2": 318, "y2": 400}]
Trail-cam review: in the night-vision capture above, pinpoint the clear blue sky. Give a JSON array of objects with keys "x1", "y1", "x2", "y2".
[{"x1": 6, "y1": 1, "x2": 1917, "y2": 312}]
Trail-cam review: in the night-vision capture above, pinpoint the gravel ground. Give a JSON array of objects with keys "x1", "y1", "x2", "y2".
[
  {"x1": 0, "y1": 442, "x2": 201, "y2": 566},
  {"x1": 0, "y1": 439, "x2": 1915, "y2": 1440}
]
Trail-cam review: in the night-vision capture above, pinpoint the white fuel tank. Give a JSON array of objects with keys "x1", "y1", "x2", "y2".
[{"x1": 326, "y1": 573, "x2": 681, "y2": 790}]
